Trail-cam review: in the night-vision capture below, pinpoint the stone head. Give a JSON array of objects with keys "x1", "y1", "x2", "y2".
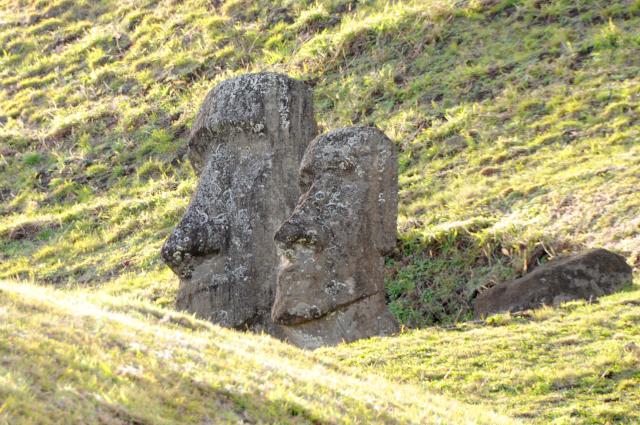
[
  {"x1": 271, "y1": 126, "x2": 398, "y2": 340},
  {"x1": 161, "y1": 72, "x2": 317, "y2": 332}
]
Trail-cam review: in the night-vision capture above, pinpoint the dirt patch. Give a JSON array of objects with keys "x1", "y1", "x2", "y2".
[{"x1": 1, "y1": 220, "x2": 60, "y2": 241}]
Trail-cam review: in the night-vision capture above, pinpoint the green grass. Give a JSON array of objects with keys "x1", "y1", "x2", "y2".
[
  {"x1": 1, "y1": 0, "x2": 639, "y2": 422},
  {"x1": 325, "y1": 278, "x2": 640, "y2": 424},
  {"x1": 1, "y1": 0, "x2": 639, "y2": 321},
  {"x1": 0, "y1": 280, "x2": 514, "y2": 425}
]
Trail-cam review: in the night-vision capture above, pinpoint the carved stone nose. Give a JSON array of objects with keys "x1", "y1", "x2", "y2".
[
  {"x1": 274, "y1": 220, "x2": 301, "y2": 247},
  {"x1": 161, "y1": 212, "x2": 227, "y2": 278},
  {"x1": 274, "y1": 208, "x2": 323, "y2": 249}
]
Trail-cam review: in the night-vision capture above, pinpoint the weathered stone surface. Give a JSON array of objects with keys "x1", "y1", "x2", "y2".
[
  {"x1": 161, "y1": 72, "x2": 317, "y2": 335},
  {"x1": 473, "y1": 248, "x2": 633, "y2": 318},
  {"x1": 272, "y1": 126, "x2": 399, "y2": 348}
]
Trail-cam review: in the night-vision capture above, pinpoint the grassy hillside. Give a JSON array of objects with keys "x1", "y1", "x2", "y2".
[
  {"x1": 1, "y1": 0, "x2": 639, "y2": 423},
  {"x1": 0, "y1": 280, "x2": 516, "y2": 424},
  {"x1": 1, "y1": 0, "x2": 639, "y2": 323},
  {"x1": 327, "y1": 277, "x2": 640, "y2": 424}
]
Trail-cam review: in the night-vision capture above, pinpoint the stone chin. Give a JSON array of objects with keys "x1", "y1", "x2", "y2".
[{"x1": 278, "y1": 292, "x2": 400, "y2": 350}]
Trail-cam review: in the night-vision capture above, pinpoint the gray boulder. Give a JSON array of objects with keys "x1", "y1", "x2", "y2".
[
  {"x1": 161, "y1": 72, "x2": 317, "y2": 335},
  {"x1": 473, "y1": 248, "x2": 633, "y2": 318},
  {"x1": 272, "y1": 126, "x2": 399, "y2": 348}
]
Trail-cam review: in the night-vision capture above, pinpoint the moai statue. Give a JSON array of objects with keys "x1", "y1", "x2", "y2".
[
  {"x1": 161, "y1": 72, "x2": 317, "y2": 336},
  {"x1": 271, "y1": 126, "x2": 400, "y2": 348}
]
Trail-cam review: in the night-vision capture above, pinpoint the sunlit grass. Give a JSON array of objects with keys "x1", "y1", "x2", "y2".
[
  {"x1": 0, "y1": 280, "x2": 515, "y2": 424},
  {"x1": 325, "y1": 278, "x2": 640, "y2": 424},
  {"x1": 2, "y1": 1, "x2": 638, "y2": 324},
  {"x1": 0, "y1": 0, "x2": 639, "y2": 421}
]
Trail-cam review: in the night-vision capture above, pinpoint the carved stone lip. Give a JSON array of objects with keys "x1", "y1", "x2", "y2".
[
  {"x1": 163, "y1": 247, "x2": 221, "y2": 279},
  {"x1": 272, "y1": 292, "x2": 372, "y2": 326}
]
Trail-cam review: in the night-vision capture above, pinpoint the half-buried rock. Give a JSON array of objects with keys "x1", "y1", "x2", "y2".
[
  {"x1": 272, "y1": 126, "x2": 400, "y2": 349},
  {"x1": 473, "y1": 248, "x2": 632, "y2": 318},
  {"x1": 161, "y1": 72, "x2": 317, "y2": 336}
]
